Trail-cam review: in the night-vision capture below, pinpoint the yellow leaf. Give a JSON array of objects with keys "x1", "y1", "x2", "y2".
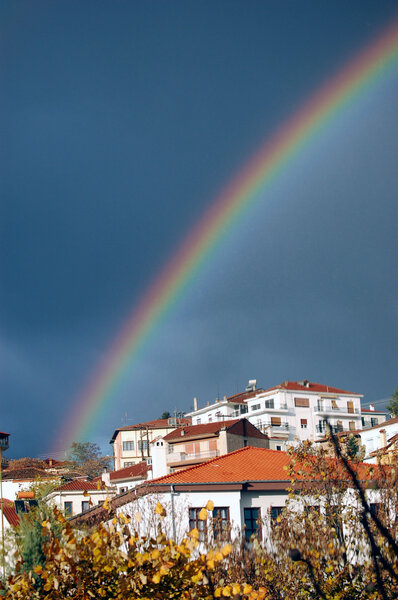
[
  {"x1": 198, "y1": 508, "x2": 208, "y2": 520},
  {"x1": 83, "y1": 490, "x2": 90, "y2": 497},
  {"x1": 243, "y1": 583, "x2": 253, "y2": 594},
  {"x1": 151, "y1": 549, "x2": 160, "y2": 560},
  {"x1": 103, "y1": 498, "x2": 110, "y2": 511},
  {"x1": 222, "y1": 543, "x2": 232, "y2": 556},
  {"x1": 97, "y1": 480, "x2": 101, "y2": 490},
  {"x1": 215, "y1": 552, "x2": 223, "y2": 562},
  {"x1": 205, "y1": 500, "x2": 214, "y2": 511},
  {"x1": 232, "y1": 583, "x2": 241, "y2": 596},
  {"x1": 33, "y1": 565, "x2": 42, "y2": 574},
  {"x1": 152, "y1": 573, "x2": 161, "y2": 584},
  {"x1": 155, "y1": 502, "x2": 166, "y2": 517},
  {"x1": 207, "y1": 559, "x2": 215, "y2": 570},
  {"x1": 222, "y1": 585, "x2": 232, "y2": 597},
  {"x1": 214, "y1": 589, "x2": 222, "y2": 598},
  {"x1": 189, "y1": 528, "x2": 199, "y2": 539}
]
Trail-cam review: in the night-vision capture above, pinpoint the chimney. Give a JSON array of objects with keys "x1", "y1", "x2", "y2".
[
  {"x1": 369, "y1": 404, "x2": 375, "y2": 411},
  {"x1": 193, "y1": 397, "x2": 198, "y2": 411},
  {"x1": 380, "y1": 429, "x2": 387, "y2": 449}
]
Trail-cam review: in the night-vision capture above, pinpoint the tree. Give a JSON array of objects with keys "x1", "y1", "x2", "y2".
[
  {"x1": 66, "y1": 442, "x2": 111, "y2": 478},
  {"x1": 160, "y1": 411, "x2": 171, "y2": 420},
  {"x1": 387, "y1": 387, "x2": 398, "y2": 417}
]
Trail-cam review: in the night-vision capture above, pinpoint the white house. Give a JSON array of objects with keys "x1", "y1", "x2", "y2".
[
  {"x1": 359, "y1": 415, "x2": 398, "y2": 463},
  {"x1": 70, "y1": 445, "x2": 379, "y2": 546},
  {"x1": 45, "y1": 479, "x2": 116, "y2": 517},
  {"x1": 106, "y1": 461, "x2": 152, "y2": 494},
  {"x1": 186, "y1": 380, "x2": 364, "y2": 445}
]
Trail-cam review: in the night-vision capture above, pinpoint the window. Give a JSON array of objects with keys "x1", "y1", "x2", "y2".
[
  {"x1": 371, "y1": 418, "x2": 378, "y2": 427},
  {"x1": 189, "y1": 508, "x2": 207, "y2": 542},
  {"x1": 251, "y1": 403, "x2": 261, "y2": 411},
  {"x1": 124, "y1": 461, "x2": 134, "y2": 467},
  {"x1": 81, "y1": 501, "x2": 90, "y2": 513},
  {"x1": 138, "y1": 440, "x2": 149, "y2": 451},
  {"x1": 347, "y1": 401, "x2": 354, "y2": 414},
  {"x1": 349, "y1": 421, "x2": 356, "y2": 431},
  {"x1": 244, "y1": 507, "x2": 261, "y2": 540},
  {"x1": 122, "y1": 441, "x2": 135, "y2": 451},
  {"x1": 332, "y1": 399, "x2": 338, "y2": 410},
  {"x1": 276, "y1": 445, "x2": 282, "y2": 451},
  {"x1": 64, "y1": 501, "x2": 72, "y2": 516},
  {"x1": 265, "y1": 399, "x2": 274, "y2": 409},
  {"x1": 212, "y1": 507, "x2": 230, "y2": 540},
  {"x1": 196, "y1": 418, "x2": 201, "y2": 425},
  {"x1": 301, "y1": 418, "x2": 308, "y2": 429},
  {"x1": 294, "y1": 398, "x2": 309, "y2": 408},
  {"x1": 240, "y1": 405, "x2": 248, "y2": 415},
  {"x1": 120, "y1": 487, "x2": 127, "y2": 494},
  {"x1": 168, "y1": 444, "x2": 174, "y2": 454},
  {"x1": 270, "y1": 506, "x2": 284, "y2": 523},
  {"x1": 271, "y1": 417, "x2": 281, "y2": 426},
  {"x1": 208, "y1": 416, "x2": 212, "y2": 422}
]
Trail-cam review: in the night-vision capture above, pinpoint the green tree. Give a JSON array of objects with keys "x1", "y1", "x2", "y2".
[
  {"x1": 160, "y1": 411, "x2": 171, "y2": 420},
  {"x1": 387, "y1": 387, "x2": 398, "y2": 417},
  {"x1": 66, "y1": 442, "x2": 111, "y2": 478}
]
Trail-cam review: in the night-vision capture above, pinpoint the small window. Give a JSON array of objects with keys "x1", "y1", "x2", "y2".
[
  {"x1": 138, "y1": 440, "x2": 149, "y2": 451},
  {"x1": 371, "y1": 418, "x2": 378, "y2": 427},
  {"x1": 347, "y1": 401, "x2": 354, "y2": 414},
  {"x1": 122, "y1": 441, "x2": 135, "y2": 451},
  {"x1": 189, "y1": 508, "x2": 206, "y2": 542},
  {"x1": 123, "y1": 461, "x2": 135, "y2": 467},
  {"x1": 276, "y1": 445, "x2": 282, "y2": 451},
  {"x1": 251, "y1": 403, "x2": 261, "y2": 411},
  {"x1": 349, "y1": 421, "x2": 356, "y2": 431},
  {"x1": 301, "y1": 418, "x2": 308, "y2": 429},
  {"x1": 212, "y1": 507, "x2": 230, "y2": 540},
  {"x1": 270, "y1": 506, "x2": 284, "y2": 523},
  {"x1": 244, "y1": 507, "x2": 261, "y2": 540},
  {"x1": 64, "y1": 501, "x2": 72, "y2": 516},
  {"x1": 265, "y1": 399, "x2": 274, "y2": 409},
  {"x1": 81, "y1": 501, "x2": 90, "y2": 513},
  {"x1": 168, "y1": 444, "x2": 174, "y2": 454},
  {"x1": 271, "y1": 417, "x2": 281, "y2": 426},
  {"x1": 208, "y1": 416, "x2": 212, "y2": 422},
  {"x1": 196, "y1": 418, "x2": 201, "y2": 425}
]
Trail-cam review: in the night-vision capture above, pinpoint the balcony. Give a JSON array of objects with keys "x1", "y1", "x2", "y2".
[
  {"x1": 315, "y1": 402, "x2": 359, "y2": 416},
  {"x1": 167, "y1": 449, "x2": 220, "y2": 466},
  {"x1": 258, "y1": 421, "x2": 289, "y2": 437}
]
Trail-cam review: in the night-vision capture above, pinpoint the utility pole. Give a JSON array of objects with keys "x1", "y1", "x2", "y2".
[{"x1": 0, "y1": 432, "x2": 10, "y2": 578}]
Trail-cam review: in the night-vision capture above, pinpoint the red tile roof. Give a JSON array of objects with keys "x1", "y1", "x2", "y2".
[
  {"x1": 110, "y1": 461, "x2": 150, "y2": 481},
  {"x1": 226, "y1": 389, "x2": 265, "y2": 404},
  {"x1": 110, "y1": 417, "x2": 192, "y2": 442},
  {"x1": 2, "y1": 499, "x2": 19, "y2": 528},
  {"x1": 151, "y1": 447, "x2": 291, "y2": 484},
  {"x1": 163, "y1": 418, "x2": 267, "y2": 442},
  {"x1": 361, "y1": 408, "x2": 386, "y2": 414},
  {"x1": 56, "y1": 479, "x2": 101, "y2": 492},
  {"x1": 264, "y1": 381, "x2": 359, "y2": 395},
  {"x1": 149, "y1": 446, "x2": 375, "y2": 486},
  {"x1": 2, "y1": 467, "x2": 55, "y2": 481}
]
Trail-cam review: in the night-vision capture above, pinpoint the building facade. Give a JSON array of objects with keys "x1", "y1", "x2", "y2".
[
  {"x1": 110, "y1": 417, "x2": 191, "y2": 470},
  {"x1": 186, "y1": 380, "x2": 364, "y2": 445}
]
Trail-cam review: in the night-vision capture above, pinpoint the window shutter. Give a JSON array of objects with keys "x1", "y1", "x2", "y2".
[
  {"x1": 294, "y1": 398, "x2": 309, "y2": 408},
  {"x1": 347, "y1": 401, "x2": 354, "y2": 414},
  {"x1": 271, "y1": 417, "x2": 281, "y2": 426},
  {"x1": 301, "y1": 418, "x2": 308, "y2": 425}
]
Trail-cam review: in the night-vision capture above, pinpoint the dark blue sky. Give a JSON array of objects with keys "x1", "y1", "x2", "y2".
[{"x1": 1, "y1": 1, "x2": 397, "y2": 458}]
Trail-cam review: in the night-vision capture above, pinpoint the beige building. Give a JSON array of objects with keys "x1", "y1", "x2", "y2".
[
  {"x1": 110, "y1": 417, "x2": 191, "y2": 470},
  {"x1": 152, "y1": 418, "x2": 270, "y2": 476}
]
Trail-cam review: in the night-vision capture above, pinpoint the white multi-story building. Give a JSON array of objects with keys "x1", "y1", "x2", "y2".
[{"x1": 186, "y1": 380, "x2": 364, "y2": 446}]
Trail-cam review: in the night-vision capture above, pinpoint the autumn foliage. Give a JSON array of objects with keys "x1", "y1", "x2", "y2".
[{"x1": 2, "y1": 437, "x2": 398, "y2": 599}]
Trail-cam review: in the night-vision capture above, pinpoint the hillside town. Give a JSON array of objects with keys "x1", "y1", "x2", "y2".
[{"x1": 1, "y1": 380, "x2": 396, "y2": 536}]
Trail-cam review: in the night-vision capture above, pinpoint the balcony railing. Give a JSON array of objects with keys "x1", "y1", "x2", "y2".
[
  {"x1": 315, "y1": 403, "x2": 359, "y2": 415},
  {"x1": 316, "y1": 424, "x2": 351, "y2": 435},
  {"x1": 167, "y1": 449, "x2": 220, "y2": 463}
]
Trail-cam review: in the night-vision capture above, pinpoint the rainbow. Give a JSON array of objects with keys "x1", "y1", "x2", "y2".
[{"x1": 53, "y1": 18, "x2": 398, "y2": 454}]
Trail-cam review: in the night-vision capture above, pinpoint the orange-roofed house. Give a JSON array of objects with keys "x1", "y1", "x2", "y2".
[
  {"x1": 151, "y1": 418, "x2": 270, "y2": 477},
  {"x1": 70, "y1": 446, "x2": 380, "y2": 543},
  {"x1": 110, "y1": 416, "x2": 191, "y2": 471},
  {"x1": 186, "y1": 379, "x2": 364, "y2": 445},
  {"x1": 44, "y1": 478, "x2": 116, "y2": 517}
]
